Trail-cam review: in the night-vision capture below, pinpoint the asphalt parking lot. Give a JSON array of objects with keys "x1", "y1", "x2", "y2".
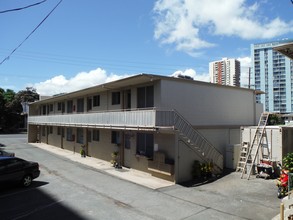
[
  {"x1": 30, "y1": 142, "x2": 281, "y2": 219},
  {"x1": 0, "y1": 134, "x2": 282, "y2": 219}
]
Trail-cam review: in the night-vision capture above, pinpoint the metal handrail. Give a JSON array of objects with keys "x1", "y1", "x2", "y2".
[{"x1": 172, "y1": 110, "x2": 223, "y2": 172}]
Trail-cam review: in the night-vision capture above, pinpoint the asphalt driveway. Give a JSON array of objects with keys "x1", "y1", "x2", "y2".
[{"x1": 0, "y1": 134, "x2": 281, "y2": 219}]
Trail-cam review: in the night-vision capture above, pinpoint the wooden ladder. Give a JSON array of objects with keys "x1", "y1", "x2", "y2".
[
  {"x1": 236, "y1": 142, "x2": 249, "y2": 172},
  {"x1": 240, "y1": 112, "x2": 270, "y2": 179}
]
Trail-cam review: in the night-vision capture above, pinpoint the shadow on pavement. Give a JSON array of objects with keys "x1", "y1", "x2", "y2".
[
  {"x1": 0, "y1": 181, "x2": 85, "y2": 220},
  {"x1": 180, "y1": 168, "x2": 235, "y2": 187},
  {"x1": 0, "y1": 180, "x2": 48, "y2": 192}
]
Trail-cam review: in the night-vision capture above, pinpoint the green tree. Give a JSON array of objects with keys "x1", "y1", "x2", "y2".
[
  {"x1": 16, "y1": 87, "x2": 39, "y2": 103},
  {"x1": 0, "y1": 87, "x2": 39, "y2": 133},
  {"x1": 1, "y1": 89, "x2": 21, "y2": 132},
  {"x1": 267, "y1": 114, "x2": 284, "y2": 125},
  {"x1": 0, "y1": 89, "x2": 5, "y2": 129}
]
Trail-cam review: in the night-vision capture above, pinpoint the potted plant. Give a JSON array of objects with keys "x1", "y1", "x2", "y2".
[
  {"x1": 80, "y1": 145, "x2": 86, "y2": 158},
  {"x1": 110, "y1": 151, "x2": 121, "y2": 169}
]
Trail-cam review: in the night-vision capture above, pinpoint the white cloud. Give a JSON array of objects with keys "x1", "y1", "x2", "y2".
[
  {"x1": 30, "y1": 68, "x2": 131, "y2": 96},
  {"x1": 153, "y1": 0, "x2": 293, "y2": 55},
  {"x1": 171, "y1": 68, "x2": 210, "y2": 82}
]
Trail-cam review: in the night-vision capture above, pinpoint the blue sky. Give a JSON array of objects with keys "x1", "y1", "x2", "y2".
[{"x1": 0, "y1": 0, "x2": 292, "y2": 95}]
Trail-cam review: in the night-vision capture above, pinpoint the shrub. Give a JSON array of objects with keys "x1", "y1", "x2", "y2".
[{"x1": 283, "y1": 153, "x2": 293, "y2": 172}]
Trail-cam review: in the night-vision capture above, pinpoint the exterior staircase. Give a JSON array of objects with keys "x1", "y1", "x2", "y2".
[{"x1": 173, "y1": 111, "x2": 223, "y2": 174}]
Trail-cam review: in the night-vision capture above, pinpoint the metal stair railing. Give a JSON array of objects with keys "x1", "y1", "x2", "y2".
[{"x1": 172, "y1": 110, "x2": 223, "y2": 173}]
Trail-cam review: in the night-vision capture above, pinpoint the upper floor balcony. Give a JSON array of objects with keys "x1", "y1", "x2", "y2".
[{"x1": 28, "y1": 109, "x2": 175, "y2": 131}]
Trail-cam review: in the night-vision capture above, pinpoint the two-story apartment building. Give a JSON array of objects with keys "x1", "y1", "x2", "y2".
[{"x1": 28, "y1": 74, "x2": 262, "y2": 183}]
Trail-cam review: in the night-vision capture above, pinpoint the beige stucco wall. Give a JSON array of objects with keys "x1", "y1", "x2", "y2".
[
  {"x1": 27, "y1": 124, "x2": 38, "y2": 143},
  {"x1": 159, "y1": 79, "x2": 257, "y2": 126},
  {"x1": 197, "y1": 128, "x2": 240, "y2": 154},
  {"x1": 176, "y1": 140, "x2": 206, "y2": 182},
  {"x1": 88, "y1": 129, "x2": 119, "y2": 162},
  {"x1": 47, "y1": 127, "x2": 62, "y2": 148},
  {"x1": 154, "y1": 133, "x2": 175, "y2": 160}
]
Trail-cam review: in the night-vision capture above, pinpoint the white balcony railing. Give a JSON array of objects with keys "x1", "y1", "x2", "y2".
[{"x1": 28, "y1": 109, "x2": 161, "y2": 129}]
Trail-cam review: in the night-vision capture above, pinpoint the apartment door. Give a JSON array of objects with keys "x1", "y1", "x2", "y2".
[{"x1": 124, "y1": 133, "x2": 131, "y2": 168}]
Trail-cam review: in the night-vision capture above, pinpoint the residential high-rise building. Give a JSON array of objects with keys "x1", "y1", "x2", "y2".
[
  {"x1": 209, "y1": 58, "x2": 240, "y2": 87},
  {"x1": 251, "y1": 39, "x2": 293, "y2": 113}
]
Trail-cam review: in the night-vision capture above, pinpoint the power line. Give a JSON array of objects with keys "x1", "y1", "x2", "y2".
[
  {"x1": 0, "y1": 47, "x2": 205, "y2": 72},
  {"x1": 0, "y1": 0, "x2": 47, "y2": 14},
  {"x1": 0, "y1": 0, "x2": 63, "y2": 65}
]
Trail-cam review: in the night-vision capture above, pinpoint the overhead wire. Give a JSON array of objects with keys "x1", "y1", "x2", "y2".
[
  {"x1": 0, "y1": 48, "x2": 202, "y2": 75},
  {"x1": 0, "y1": 0, "x2": 63, "y2": 65},
  {"x1": 0, "y1": 0, "x2": 47, "y2": 14}
]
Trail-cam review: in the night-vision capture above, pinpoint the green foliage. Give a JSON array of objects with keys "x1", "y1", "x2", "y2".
[
  {"x1": 111, "y1": 151, "x2": 119, "y2": 165},
  {"x1": 16, "y1": 87, "x2": 39, "y2": 102},
  {"x1": 192, "y1": 160, "x2": 213, "y2": 179},
  {"x1": 268, "y1": 114, "x2": 284, "y2": 125},
  {"x1": 283, "y1": 153, "x2": 293, "y2": 172},
  {"x1": 80, "y1": 145, "x2": 86, "y2": 157},
  {"x1": 0, "y1": 87, "x2": 39, "y2": 133}
]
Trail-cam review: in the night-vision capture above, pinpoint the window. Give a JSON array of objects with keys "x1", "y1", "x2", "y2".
[
  {"x1": 111, "y1": 131, "x2": 120, "y2": 144},
  {"x1": 57, "y1": 102, "x2": 62, "y2": 111},
  {"x1": 146, "y1": 86, "x2": 154, "y2": 107},
  {"x1": 55, "y1": 102, "x2": 65, "y2": 113},
  {"x1": 77, "y1": 128, "x2": 84, "y2": 144},
  {"x1": 61, "y1": 102, "x2": 65, "y2": 113},
  {"x1": 42, "y1": 105, "x2": 46, "y2": 115},
  {"x1": 66, "y1": 128, "x2": 74, "y2": 141},
  {"x1": 137, "y1": 86, "x2": 154, "y2": 108},
  {"x1": 49, "y1": 126, "x2": 53, "y2": 134},
  {"x1": 137, "y1": 87, "x2": 145, "y2": 108},
  {"x1": 136, "y1": 133, "x2": 154, "y2": 158},
  {"x1": 77, "y1": 98, "x2": 84, "y2": 113},
  {"x1": 93, "y1": 129, "x2": 100, "y2": 142},
  {"x1": 87, "y1": 97, "x2": 92, "y2": 111},
  {"x1": 49, "y1": 104, "x2": 53, "y2": 112},
  {"x1": 112, "y1": 92, "x2": 120, "y2": 105},
  {"x1": 67, "y1": 100, "x2": 73, "y2": 113},
  {"x1": 93, "y1": 95, "x2": 100, "y2": 107}
]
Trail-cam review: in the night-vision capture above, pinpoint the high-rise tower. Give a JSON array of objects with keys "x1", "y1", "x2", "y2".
[
  {"x1": 251, "y1": 39, "x2": 293, "y2": 113},
  {"x1": 209, "y1": 58, "x2": 240, "y2": 87}
]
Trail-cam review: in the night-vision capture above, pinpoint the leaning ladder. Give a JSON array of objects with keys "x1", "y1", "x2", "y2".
[
  {"x1": 236, "y1": 142, "x2": 249, "y2": 172},
  {"x1": 240, "y1": 112, "x2": 270, "y2": 179}
]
